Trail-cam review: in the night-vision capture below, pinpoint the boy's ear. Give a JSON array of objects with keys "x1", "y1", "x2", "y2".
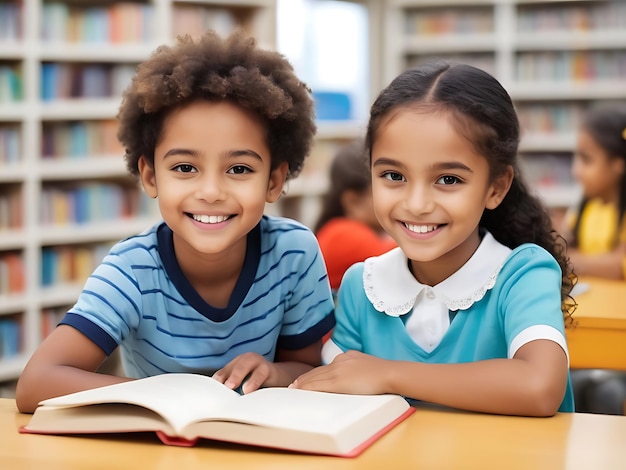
[
  {"x1": 138, "y1": 156, "x2": 158, "y2": 198},
  {"x1": 485, "y1": 165, "x2": 514, "y2": 210},
  {"x1": 266, "y1": 162, "x2": 289, "y2": 203}
]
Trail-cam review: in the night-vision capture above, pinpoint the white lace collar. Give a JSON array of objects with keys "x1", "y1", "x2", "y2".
[{"x1": 363, "y1": 231, "x2": 512, "y2": 316}]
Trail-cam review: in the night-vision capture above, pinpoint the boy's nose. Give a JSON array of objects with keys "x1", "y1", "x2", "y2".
[{"x1": 195, "y1": 174, "x2": 226, "y2": 202}]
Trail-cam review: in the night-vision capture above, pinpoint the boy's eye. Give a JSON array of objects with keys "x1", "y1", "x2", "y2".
[
  {"x1": 436, "y1": 175, "x2": 461, "y2": 185},
  {"x1": 382, "y1": 171, "x2": 405, "y2": 182},
  {"x1": 173, "y1": 164, "x2": 196, "y2": 173},
  {"x1": 227, "y1": 165, "x2": 252, "y2": 175}
]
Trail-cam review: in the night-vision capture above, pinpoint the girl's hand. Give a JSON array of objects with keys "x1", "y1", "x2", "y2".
[
  {"x1": 212, "y1": 352, "x2": 276, "y2": 394},
  {"x1": 290, "y1": 350, "x2": 392, "y2": 395}
]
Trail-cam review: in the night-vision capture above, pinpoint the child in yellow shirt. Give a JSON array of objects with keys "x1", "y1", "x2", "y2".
[{"x1": 564, "y1": 104, "x2": 626, "y2": 415}]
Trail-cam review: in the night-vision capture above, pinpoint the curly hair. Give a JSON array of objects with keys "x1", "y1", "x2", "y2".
[
  {"x1": 365, "y1": 61, "x2": 576, "y2": 325},
  {"x1": 117, "y1": 30, "x2": 316, "y2": 180}
]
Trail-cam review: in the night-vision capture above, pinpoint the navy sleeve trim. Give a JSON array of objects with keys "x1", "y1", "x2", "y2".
[
  {"x1": 60, "y1": 313, "x2": 119, "y2": 355},
  {"x1": 277, "y1": 312, "x2": 336, "y2": 350}
]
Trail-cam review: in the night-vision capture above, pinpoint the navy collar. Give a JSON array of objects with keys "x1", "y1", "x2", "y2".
[{"x1": 157, "y1": 222, "x2": 261, "y2": 322}]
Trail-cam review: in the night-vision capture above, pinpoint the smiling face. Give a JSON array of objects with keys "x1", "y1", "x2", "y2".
[
  {"x1": 370, "y1": 109, "x2": 512, "y2": 285},
  {"x1": 139, "y1": 100, "x2": 287, "y2": 265}
]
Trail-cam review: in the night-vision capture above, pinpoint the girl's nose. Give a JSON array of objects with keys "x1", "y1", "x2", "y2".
[{"x1": 405, "y1": 184, "x2": 435, "y2": 215}]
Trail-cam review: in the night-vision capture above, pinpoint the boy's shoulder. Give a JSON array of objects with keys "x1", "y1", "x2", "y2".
[
  {"x1": 107, "y1": 222, "x2": 163, "y2": 262},
  {"x1": 260, "y1": 215, "x2": 316, "y2": 244}
]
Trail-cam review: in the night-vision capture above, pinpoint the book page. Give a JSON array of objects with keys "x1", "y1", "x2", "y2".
[
  {"x1": 38, "y1": 373, "x2": 240, "y2": 434},
  {"x1": 184, "y1": 389, "x2": 411, "y2": 455},
  {"x1": 187, "y1": 387, "x2": 406, "y2": 432}
]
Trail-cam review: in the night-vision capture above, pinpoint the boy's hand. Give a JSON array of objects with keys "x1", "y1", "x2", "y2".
[{"x1": 212, "y1": 352, "x2": 275, "y2": 394}]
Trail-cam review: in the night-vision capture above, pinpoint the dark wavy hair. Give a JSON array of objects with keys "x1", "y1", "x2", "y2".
[
  {"x1": 314, "y1": 138, "x2": 370, "y2": 233},
  {"x1": 365, "y1": 61, "x2": 575, "y2": 324},
  {"x1": 572, "y1": 105, "x2": 626, "y2": 247},
  {"x1": 117, "y1": 30, "x2": 316, "y2": 180}
]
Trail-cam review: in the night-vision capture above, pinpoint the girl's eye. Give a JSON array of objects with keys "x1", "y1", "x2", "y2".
[
  {"x1": 173, "y1": 164, "x2": 196, "y2": 173},
  {"x1": 436, "y1": 175, "x2": 461, "y2": 185},
  {"x1": 227, "y1": 165, "x2": 252, "y2": 175},
  {"x1": 382, "y1": 171, "x2": 405, "y2": 182}
]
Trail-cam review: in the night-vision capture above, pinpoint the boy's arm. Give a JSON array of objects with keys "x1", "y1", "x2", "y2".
[
  {"x1": 15, "y1": 325, "x2": 133, "y2": 413},
  {"x1": 291, "y1": 339, "x2": 568, "y2": 417}
]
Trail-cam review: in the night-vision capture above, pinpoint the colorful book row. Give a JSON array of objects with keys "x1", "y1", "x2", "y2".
[
  {"x1": 0, "y1": 316, "x2": 20, "y2": 359},
  {"x1": 0, "y1": 126, "x2": 20, "y2": 164},
  {"x1": 517, "y1": 104, "x2": 584, "y2": 134},
  {"x1": 0, "y1": 251, "x2": 24, "y2": 294},
  {"x1": 518, "y1": 2, "x2": 626, "y2": 32},
  {"x1": 41, "y1": 243, "x2": 112, "y2": 287},
  {"x1": 405, "y1": 7, "x2": 493, "y2": 36},
  {"x1": 40, "y1": 63, "x2": 136, "y2": 101},
  {"x1": 42, "y1": 120, "x2": 122, "y2": 159},
  {"x1": 0, "y1": 189, "x2": 23, "y2": 230},
  {"x1": 39, "y1": 182, "x2": 155, "y2": 226},
  {"x1": 41, "y1": 2, "x2": 155, "y2": 44},
  {"x1": 516, "y1": 51, "x2": 626, "y2": 82},
  {"x1": 0, "y1": 64, "x2": 21, "y2": 102},
  {"x1": 0, "y1": 3, "x2": 20, "y2": 41},
  {"x1": 520, "y1": 154, "x2": 575, "y2": 189},
  {"x1": 172, "y1": 6, "x2": 238, "y2": 39}
]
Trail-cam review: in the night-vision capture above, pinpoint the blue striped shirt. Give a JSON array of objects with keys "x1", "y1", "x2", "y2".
[{"x1": 61, "y1": 216, "x2": 335, "y2": 377}]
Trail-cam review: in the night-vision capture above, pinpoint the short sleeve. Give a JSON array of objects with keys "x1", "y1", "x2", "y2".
[{"x1": 498, "y1": 246, "x2": 568, "y2": 358}]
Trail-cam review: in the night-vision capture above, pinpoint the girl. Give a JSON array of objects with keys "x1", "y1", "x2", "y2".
[
  {"x1": 563, "y1": 105, "x2": 626, "y2": 280},
  {"x1": 291, "y1": 61, "x2": 576, "y2": 416},
  {"x1": 563, "y1": 105, "x2": 626, "y2": 415},
  {"x1": 314, "y1": 138, "x2": 396, "y2": 292}
]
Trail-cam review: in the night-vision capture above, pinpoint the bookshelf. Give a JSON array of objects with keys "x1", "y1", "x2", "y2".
[
  {"x1": 0, "y1": 0, "x2": 277, "y2": 384},
  {"x1": 382, "y1": 0, "x2": 626, "y2": 218}
]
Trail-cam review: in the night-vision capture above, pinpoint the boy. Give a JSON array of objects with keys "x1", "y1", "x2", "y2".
[{"x1": 16, "y1": 31, "x2": 335, "y2": 413}]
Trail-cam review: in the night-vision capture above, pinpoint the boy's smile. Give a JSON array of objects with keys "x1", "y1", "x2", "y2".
[
  {"x1": 371, "y1": 109, "x2": 510, "y2": 286},
  {"x1": 139, "y1": 99, "x2": 287, "y2": 267}
]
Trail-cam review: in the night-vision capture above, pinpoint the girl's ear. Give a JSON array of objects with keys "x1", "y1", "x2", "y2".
[
  {"x1": 485, "y1": 166, "x2": 514, "y2": 210},
  {"x1": 138, "y1": 156, "x2": 158, "y2": 198},
  {"x1": 266, "y1": 162, "x2": 289, "y2": 203},
  {"x1": 611, "y1": 155, "x2": 625, "y2": 177}
]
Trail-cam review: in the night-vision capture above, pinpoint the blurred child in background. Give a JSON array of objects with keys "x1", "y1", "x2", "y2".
[
  {"x1": 314, "y1": 138, "x2": 396, "y2": 292},
  {"x1": 563, "y1": 104, "x2": 626, "y2": 279},
  {"x1": 564, "y1": 104, "x2": 626, "y2": 415}
]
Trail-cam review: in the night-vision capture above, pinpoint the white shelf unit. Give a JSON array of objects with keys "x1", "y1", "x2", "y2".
[
  {"x1": 0, "y1": 0, "x2": 277, "y2": 383},
  {"x1": 382, "y1": 0, "x2": 626, "y2": 213}
]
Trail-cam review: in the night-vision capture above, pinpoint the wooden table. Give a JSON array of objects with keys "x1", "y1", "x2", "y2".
[
  {"x1": 566, "y1": 277, "x2": 626, "y2": 370},
  {"x1": 2, "y1": 399, "x2": 626, "y2": 469}
]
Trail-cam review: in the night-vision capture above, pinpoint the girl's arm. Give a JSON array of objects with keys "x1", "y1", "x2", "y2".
[
  {"x1": 291, "y1": 339, "x2": 568, "y2": 417},
  {"x1": 15, "y1": 325, "x2": 133, "y2": 413},
  {"x1": 568, "y1": 244, "x2": 626, "y2": 280}
]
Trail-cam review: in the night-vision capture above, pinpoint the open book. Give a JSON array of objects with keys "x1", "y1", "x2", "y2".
[{"x1": 20, "y1": 373, "x2": 414, "y2": 457}]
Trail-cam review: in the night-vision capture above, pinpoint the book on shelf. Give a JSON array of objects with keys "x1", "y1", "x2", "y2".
[{"x1": 20, "y1": 373, "x2": 415, "y2": 457}]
